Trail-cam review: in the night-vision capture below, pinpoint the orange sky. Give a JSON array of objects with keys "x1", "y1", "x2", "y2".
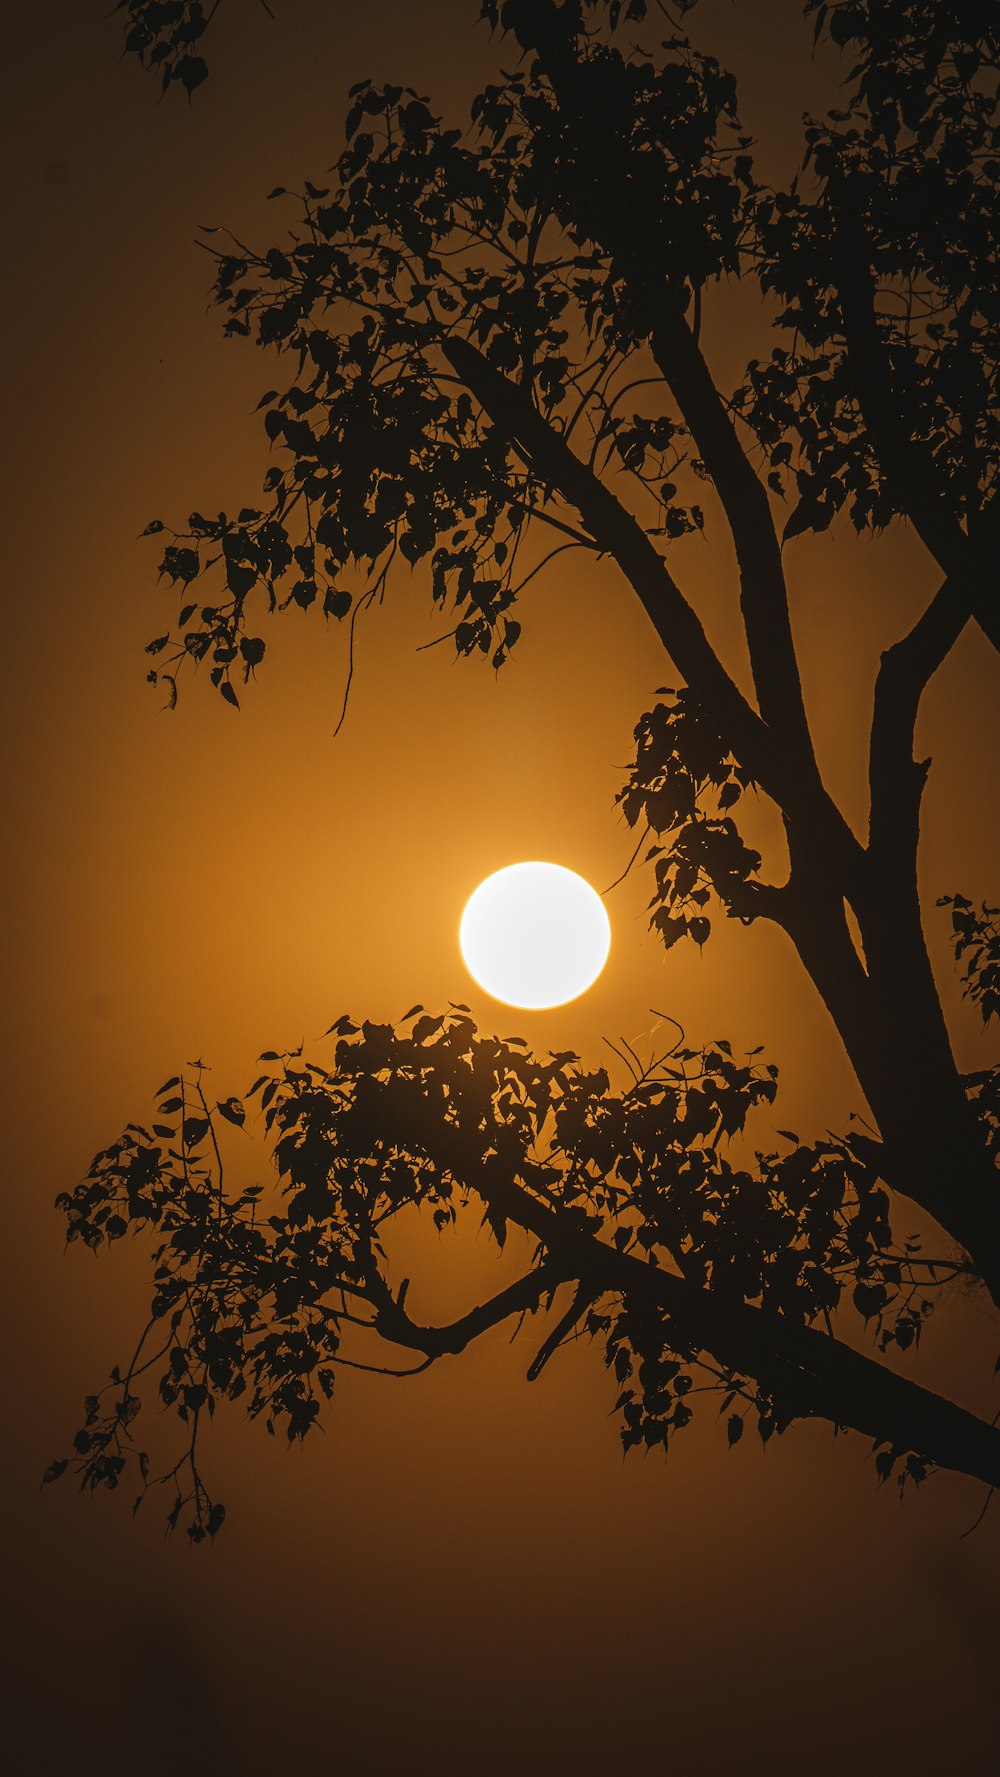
[{"x1": 4, "y1": 3, "x2": 999, "y2": 1772}]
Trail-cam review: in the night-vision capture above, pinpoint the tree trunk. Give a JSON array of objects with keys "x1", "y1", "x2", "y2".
[{"x1": 783, "y1": 866, "x2": 1000, "y2": 1309}]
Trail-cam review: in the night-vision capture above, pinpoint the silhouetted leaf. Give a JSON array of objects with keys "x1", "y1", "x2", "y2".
[{"x1": 178, "y1": 56, "x2": 208, "y2": 94}]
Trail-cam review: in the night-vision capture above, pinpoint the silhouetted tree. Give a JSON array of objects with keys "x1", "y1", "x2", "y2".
[{"x1": 50, "y1": 0, "x2": 1000, "y2": 1538}]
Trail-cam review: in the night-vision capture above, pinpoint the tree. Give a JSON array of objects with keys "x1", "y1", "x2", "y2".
[{"x1": 48, "y1": 0, "x2": 1000, "y2": 1540}]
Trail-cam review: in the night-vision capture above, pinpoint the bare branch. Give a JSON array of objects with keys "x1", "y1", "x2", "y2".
[{"x1": 364, "y1": 1260, "x2": 565, "y2": 1360}]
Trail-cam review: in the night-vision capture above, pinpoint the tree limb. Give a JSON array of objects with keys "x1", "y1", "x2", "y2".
[
  {"x1": 501, "y1": 0, "x2": 824, "y2": 767},
  {"x1": 481, "y1": 1169, "x2": 1000, "y2": 1490},
  {"x1": 363, "y1": 1258, "x2": 565, "y2": 1358},
  {"x1": 443, "y1": 333, "x2": 867, "y2": 896},
  {"x1": 869, "y1": 499, "x2": 1000, "y2": 872},
  {"x1": 648, "y1": 307, "x2": 818, "y2": 758}
]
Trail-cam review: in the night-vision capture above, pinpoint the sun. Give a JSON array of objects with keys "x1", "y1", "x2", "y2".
[{"x1": 459, "y1": 861, "x2": 611, "y2": 1010}]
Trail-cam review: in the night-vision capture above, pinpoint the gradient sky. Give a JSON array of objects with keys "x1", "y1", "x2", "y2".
[{"x1": 4, "y1": 3, "x2": 999, "y2": 1773}]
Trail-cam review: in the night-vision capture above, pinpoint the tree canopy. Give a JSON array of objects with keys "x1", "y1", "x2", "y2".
[{"x1": 50, "y1": 0, "x2": 1000, "y2": 1539}]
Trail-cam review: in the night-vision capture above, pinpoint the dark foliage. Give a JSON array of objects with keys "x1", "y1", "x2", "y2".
[
  {"x1": 939, "y1": 893, "x2": 1000, "y2": 1028},
  {"x1": 52, "y1": 1011, "x2": 954, "y2": 1538},
  {"x1": 55, "y1": 0, "x2": 1000, "y2": 1534},
  {"x1": 114, "y1": 0, "x2": 278, "y2": 97}
]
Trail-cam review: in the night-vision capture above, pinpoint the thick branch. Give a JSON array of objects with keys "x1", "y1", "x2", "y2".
[
  {"x1": 484, "y1": 1170, "x2": 1000, "y2": 1489},
  {"x1": 869, "y1": 579, "x2": 965, "y2": 870},
  {"x1": 869, "y1": 500, "x2": 1000, "y2": 870},
  {"x1": 648, "y1": 307, "x2": 817, "y2": 757},
  {"x1": 444, "y1": 333, "x2": 867, "y2": 894},
  {"x1": 768, "y1": 839, "x2": 1000, "y2": 1310},
  {"x1": 444, "y1": 342, "x2": 767, "y2": 750},
  {"x1": 352, "y1": 1153, "x2": 1000, "y2": 1484}
]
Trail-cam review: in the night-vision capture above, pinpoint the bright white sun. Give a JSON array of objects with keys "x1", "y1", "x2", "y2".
[{"x1": 459, "y1": 861, "x2": 611, "y2": 1010}]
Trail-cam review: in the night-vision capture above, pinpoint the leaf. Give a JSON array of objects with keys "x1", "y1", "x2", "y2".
[
  {"x1": 41, "y1": 1459, "x2": 69, "y2": 1486},
  {"x1": 216, "y1": 1098, "x2": 246, "y2": 1129},
  {"x1": 219, "y1": 681, "x2": 240, "y2": 710},
  {"x1": 178, "y1": 56, "x2": 209, "y2": 95},
  {"x1": 853, "y1": 1280, "x2": 888, "y2": 1321},
  {"x1": 226, "y1": 562, "x2": 257, "y2": 597},
  {"x1": 874, "y1": 1448, "x2": 895, "y2": 1482},
  {"x1": 782, "y1": 496, "x2": 832, "y2": 544},
  {"x1": 181, "y1": 1116, "x2": 209, "y2": 1149},
  {"x1": 323, "y1": 587, "x2": 352, "y2": 619},
  {"x1": 727, "y1": 1414, "x2": 744, "y2": 1446}
]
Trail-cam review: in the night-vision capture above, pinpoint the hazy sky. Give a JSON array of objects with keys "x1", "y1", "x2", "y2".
[{"x1": 4, "y1": 3, "x2": 999, "y2": 1772}]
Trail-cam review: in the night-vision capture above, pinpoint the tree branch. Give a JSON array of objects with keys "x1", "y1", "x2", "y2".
[
  {"x1": 832, "y1": 221, "x2": 1000, "y2": 653},
  {"x1": 443, "y1": 333, "x2": 868, "y2": 896},
  {"x1": 481, "y1": 1170, "x2": 1000, "y2": 1490},
  {"x1": 648, "y1": 306, "x2": 818, "y2": 758},
  {"x1": 525, "y1": 1280, "x2": 596, "y2": 1380},
  {"x1": 501, "y1": 0, "x2": 822, "y2": 764},
  {"x1": 474, "y1": 0, "x2": 868, "y2": 907},
  {"x1": 869, "y1": 499, "x2": 1000, "y2": 872},
  {"x1": 363, "y1": 1258, "x2": 564, "y2": 1359}
]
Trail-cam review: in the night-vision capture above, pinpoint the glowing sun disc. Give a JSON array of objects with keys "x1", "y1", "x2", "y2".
[{"x1": 460, "y1": 862, "x2": 611, "y2": 1009}]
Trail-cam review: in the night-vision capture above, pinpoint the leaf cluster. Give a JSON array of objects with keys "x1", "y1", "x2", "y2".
[
  {"x1": 114, "y1": 0, "x2": 212, "y2": 96},
  {"x1": 617, "y1": 687, "x2": 763, "y2": 950},
  {"x1": 734, "y1": 1, "x2": 1000, "y2": 541},
  {"x1": 49, "y1": 1007, "x2": 957, "y2": 1535},
  {"x1": 939, "y1": 892, "x2": 1000, "y2": 1026},
  {"x1": 115, "y1": 0, "x2": 284, "y2": 97}
]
